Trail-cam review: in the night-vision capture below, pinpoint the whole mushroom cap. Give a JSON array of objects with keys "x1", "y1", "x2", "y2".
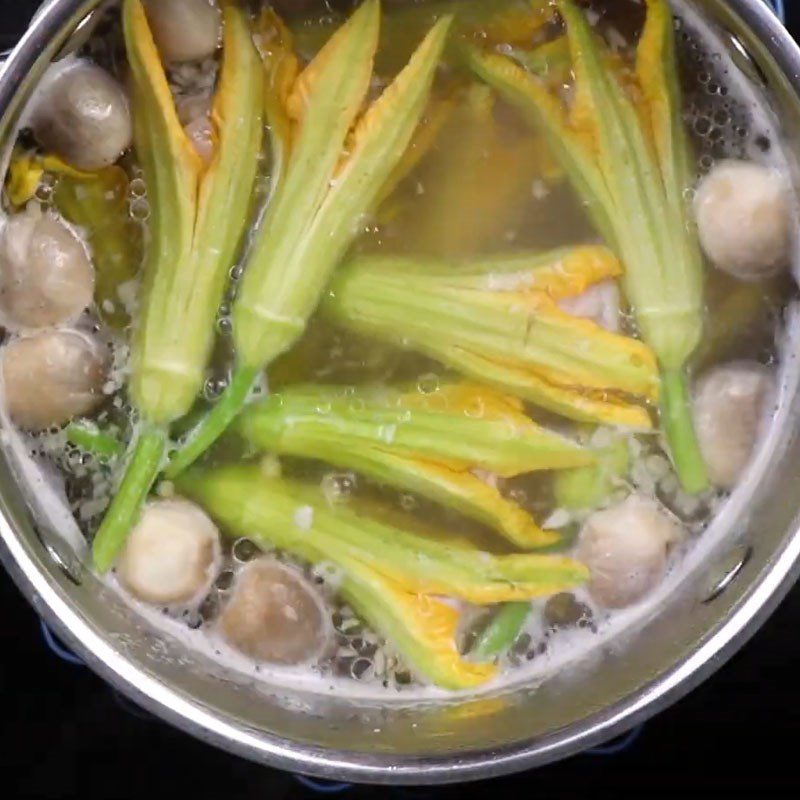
[
  {"x1": 117, "y1": 499, "x2": 222, "y2": 605},
  {"x1": 31, "y1": 63, "x2": 132, "y2": 171},
  {"x1": 576, "y1": 494, "x2": 685, "y2": 609},
  {"x1": 1, "y1": 329, "x2": 109, "y2": 431},
  {"x1": 694, "y1": 159, "x2": 792, "y2": 280},
  {"x1": 0, "y1": 206, "x2": 94, "y2": 330},
  {"x1": 142, "y1": 0, "x2": 222, "y2": 63},
  {"x1": 220, "y1": 559, "x2": 331, "y2": 665},
  {"x1": 693, "y1": 362, "x2": 775, "y2": 490}
]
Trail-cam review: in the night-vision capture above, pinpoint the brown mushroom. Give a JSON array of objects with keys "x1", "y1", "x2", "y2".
[
  {"x1": 220, "y1": 559, "x2": 331, "y2": 665},
  {"x1": 2, "y1": 329, "x2": 109, "y2": 430},
  {"x1": 117, "y1": 499, "x2": 222, "y2": 605},
  {"x1": 31, "y1": 63, "x2": 132, "y2": 171},
  {"x1": 0, "y1": 206, "x2": 94, "y2": 330}
]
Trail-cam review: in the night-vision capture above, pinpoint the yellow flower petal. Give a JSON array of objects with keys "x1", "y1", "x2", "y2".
[
  {"x1": 6, "y1": 154, "x2": 43, "y2": 207},
  {"x1": 339, "y1": 561, "x2": 497, "y2": 690},
  {"x1": 443, "y1": 345, "x2": 655, "y2": 429}
]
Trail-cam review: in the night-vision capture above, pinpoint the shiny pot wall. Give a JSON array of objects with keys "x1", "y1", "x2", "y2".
[{"x1": 1, "y1": 0, "x2": 800, "y2": 785}]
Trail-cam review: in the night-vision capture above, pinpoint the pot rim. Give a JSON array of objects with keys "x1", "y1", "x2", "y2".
[{"x1": 1, "y1": 0, "x2": 800, "y2": 785}]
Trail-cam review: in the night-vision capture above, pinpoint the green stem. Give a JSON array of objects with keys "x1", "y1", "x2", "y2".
[
  {"x1": 92, "y1": 425, "x2": 168, "y2": 573},
  {"x1": 165, "y1": 365, "x2": 258, "y2": 479},
  {"x1": 66, "y1": 421, "x2": 125, "y2": 460},
  {"x1": 661, "y1": 369, "x2": 709, "y2": 494},
  {"x1": 471, "y1": 602, "x2": 531, "y2": 660}
]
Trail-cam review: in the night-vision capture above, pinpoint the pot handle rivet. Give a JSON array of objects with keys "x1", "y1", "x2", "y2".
[
  {"x1": 37, "y1": 527, "x2": 85, "y2": 586},
  {"x1": 701, "y1": 544, "x2": 753, "y2": 604}
]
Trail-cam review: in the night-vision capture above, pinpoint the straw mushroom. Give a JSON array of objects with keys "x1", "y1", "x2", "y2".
[
  {"x1": 31, "y1": 63, "x2": 132, "y2": 171},
  {"x1": 576, "y1": 494, "x2": 684, "y2": 609},
  {"x1": 175, "y1": 93, "x2": 215, "y2": 163},
  {"x1": 220, "y1": 559, "x2": 331, "y2": 665},
  {"x1": 695, "y1": 159, "x2": 792, "y2": 280},
  {"x1": 693, "y1": 362, "x2": 775, "y2": 490},
  {"x1": 117, "y1": 499, "x2": 222, "y2": 604},
  {"x1": 1, "y1": 330, "x2": 108, "y2": 430},
  {"x1": 0, "y1": 205, "x2": 94, "y2": 330},
  {"x1": 558, "y1": 280, "x2": 621, "y2": 332},
  {"x1": 142, "y1": 0, "x2": 222, "y2": 63}
]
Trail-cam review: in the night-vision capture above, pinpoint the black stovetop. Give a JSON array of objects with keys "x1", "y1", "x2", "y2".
[{"x1": 2, "y1": 2, "x2": 800, "y2": 796}]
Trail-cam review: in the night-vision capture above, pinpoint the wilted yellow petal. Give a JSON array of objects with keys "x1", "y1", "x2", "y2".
[
  {"x1": 6, "y1": 152, "x2": 95, "y2": 207},
  {"x1": 636, "y1": 0, "x2": 676, "y2": 169},
  {"x1": 533, "y1": 245, "x2": 622, "y2": 298},
  {"x1": 567, "y1": 28, "x2": 604, "y2": 158},
  {"x1": 399, "y1": 455, "x2": 560, "y2": 549},
  {"x1": 398, "y1": 382, "x2": 527, "y2": 421},
  {"x1": 287, "y1": 0, "x2": 378, "y2": 125},
  {"x1": 336, "y1": 559, "x2": 497, "y2": 690},
  {"x1": 6, "y1": 155, "x2": 43, "y2": 207},
  {"x1": 444, "y1": 346, "x2": 655, "y2": 429},
  {"x1": 465, "y1": 45, "x2": 615, "y2": 239},
  {"x1": 126, "y1": 0, "x2": 203, "y2": 182},
  {"x1": 505, "y1": 293, "x2": 659, "y2": 398},
  {"x1": 475, "y1": 245, "x2": 623, "y2": 299},
  {"x1": 337, "y1": 14, "x2": 451, "y2": 176},
  {"x1": 254, "y1": 8, "x2": 300, "y2": 192}
]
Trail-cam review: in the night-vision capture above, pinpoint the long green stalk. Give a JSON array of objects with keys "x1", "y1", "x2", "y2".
[
  {"x1": 92, "y1": 0, "x2": 263, "y2": 570},
  {"x1": 471, "y1": 602, "x2": 531, "y2": 660},
  {"x1": 169, "y1": 9, "x2": 452, "y2": 475},
  {"x1": 164, "y1": 365, "x2": 257, "y2": 478},
  {"x1": 92, "y1": 427, "x2": 167, "y2": 572},
  {"x1": 66, "y1": 421, "x2": 125, "y2": 460},
  {"x1": 661, "y1": 370, "x2": 708, "y2": 493},
  {"x1": 467, "y1": 0, "x2": 709, "y2": 492}
]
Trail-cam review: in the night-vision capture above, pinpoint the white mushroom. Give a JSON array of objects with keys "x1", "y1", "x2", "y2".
[
  {"x1": 31, "y1": 63, "x2": 132, "y2": 171},
  {"x1": 117, "y1": 499, "x2": 222, "y2": 605},
  {"x1": 693, "y1": 362, "x2": 774, "y2": 490},
  {"x1": 694, "y1": 159, "x2": 792, "y2": 280},
  {"x1": 0, "y1": 205, "x2": 94, "y2": 330},
  {"x1": 219, "y1": 559, "x2": 331, "y2": 665},
  {"x1": 1, "y1": 330, "x2": 109, "y2": 430},
  {"x1": 575, "y1": 494, "x2": 685, "y2": 609},
  {"x1": 142, "y1": 0, "x2": 222, "y2": 63},
  {"x1": 558, "y1": 280, "x2": 621, "y2": 332},
  {"x1": 175, "y1": 93, "x2": 215, "y2": 163}
]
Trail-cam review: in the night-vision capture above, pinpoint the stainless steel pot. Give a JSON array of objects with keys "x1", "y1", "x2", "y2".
[{"x1": 1, "y1": 0, "x2": 800, "y2": 785}]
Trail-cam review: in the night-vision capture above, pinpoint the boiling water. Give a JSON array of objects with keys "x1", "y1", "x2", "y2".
[{"x1": 4, "y1": 0, "x2": 799, "y2": 701}]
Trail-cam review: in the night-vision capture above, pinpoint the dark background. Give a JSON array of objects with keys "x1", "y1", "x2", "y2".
[{"x1": 2, "y1": 1, "x2": 800, "y2": 796}]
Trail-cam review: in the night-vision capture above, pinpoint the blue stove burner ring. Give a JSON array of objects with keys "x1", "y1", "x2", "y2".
[
  {"x1": 112, "y1": 690, "x2": 155, "y2": 722},
  {"x1": 294, "y1": 775, "x2": 352, "y2": 794},
  {"x1": 586, "y1": 724, "x2": 645, "y2": 756},
  {"x1": 765, "y1": 0, "x2": 785, "y2": 22},
  {"x1": 40, "y1": 619, "x2": 85, "y2": 667}
]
